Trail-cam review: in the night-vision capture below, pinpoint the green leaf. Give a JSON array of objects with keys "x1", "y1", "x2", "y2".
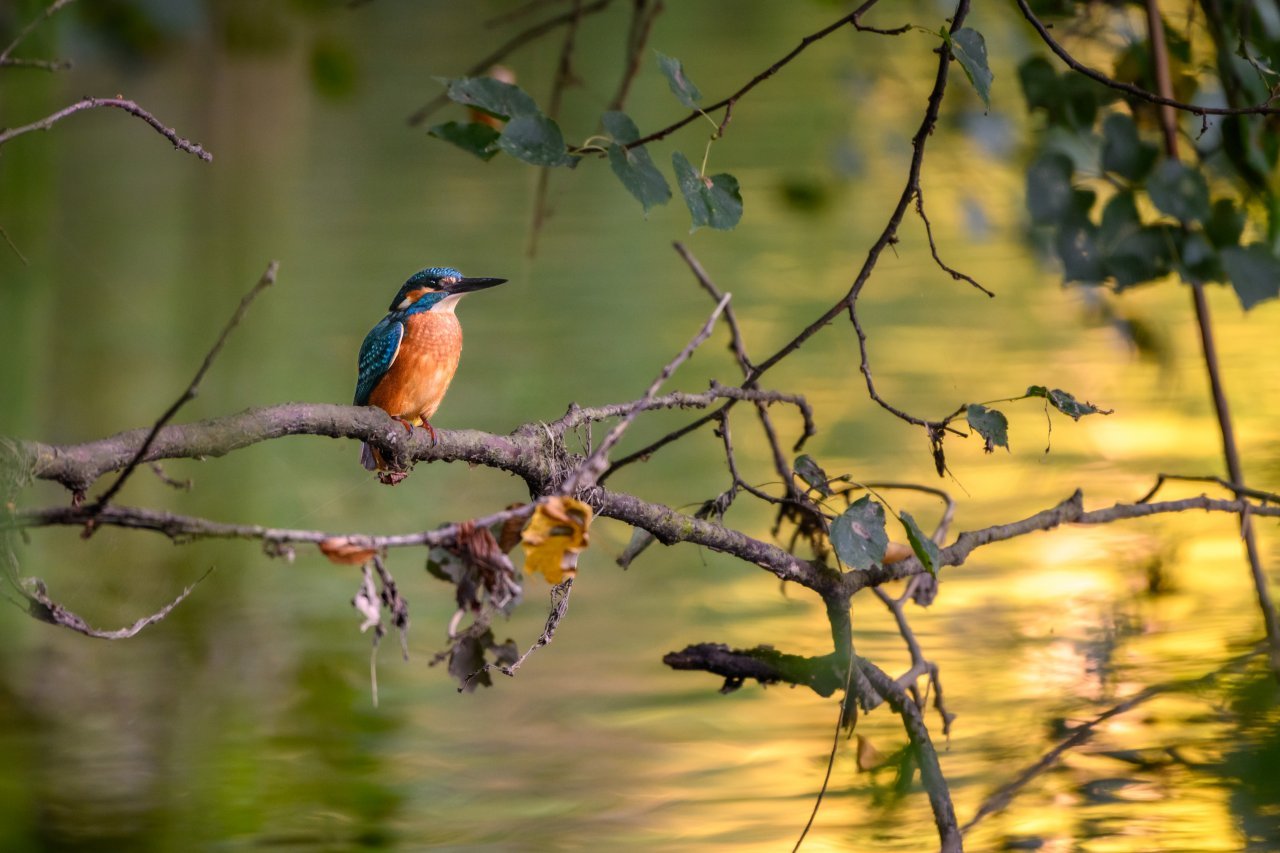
[
  {"x1": 1059, "y1": 73, "x2": 1102, "y2": 129},
  {"x1": 496, "y1": 113, "x2": 575, "y2": 166},
  {"x1": 1220, "y1": 244, "x2": 1280, "y2": 310},
  {"x1": 656, "y1": 51, "x2": 701, "y2": 109},
  {"x1": 947, "y1": 27, "x2": 993, "y2": 110},
  {"x1": 793, "y1": 454, "x2": 832, "y2": 496},
  {"x1": 899, "y1": 512, "x2": 941, "y2": 577},
  {"x1": 1097, "y1": 193, "x2": 1173, "y2": 288},
  {"x1": 1026, "y1": 153, "x2": 1074, "y2": 225},
  {"x1": 1175, "y1": 230, "x2": 1220, "y2": 285},
  {"x1": 603, "y1": 111, "x2": 671, "y2": 213},
  {"x1": 428, "y1": 121, "x2": 501, "y2": 161},
  {"x1": 1017, "y1": 56, "x2": 1058, "y2": 112},
  {"x1": 444, "y1": 76, "x2": 539, "y2": 120},
  {"x1": 966, "y1": 404, "x2": 1008, "y2": 452},
  {"x1": 1146, "y1": 159, "x2": 1211, "y2": 223},
  {"x1": 830, "y1": 496, "x2": 888, "y2": 572},
  {"x1": 1100, "y1": 113, "x2": 1157, "y2": 182},
  {"x1": 1026, "y1": 385, "x2": 1111, "y2": 419},
  {"x1": 672, "y1": 151, "x2": 743, "y2": 231},
  {"x1": 1055, "y1": 214, "x2": 1104, "y2": 284},
  {"x1": 1205, "y1": 198, "x2": 1246, "y2": 249}
]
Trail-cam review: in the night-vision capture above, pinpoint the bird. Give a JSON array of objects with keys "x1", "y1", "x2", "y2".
[{"x1": 354, "y1": 266, "x2": 508, "y2": 477}]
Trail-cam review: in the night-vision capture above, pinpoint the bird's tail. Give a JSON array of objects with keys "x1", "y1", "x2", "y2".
[{"x1": 360, "y1": 442, "x2": 379, "y2": 471}]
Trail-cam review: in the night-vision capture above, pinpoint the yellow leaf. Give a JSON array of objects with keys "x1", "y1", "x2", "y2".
[{"x1": 520, "y1": 496, "x2": 592, "y2": 584}]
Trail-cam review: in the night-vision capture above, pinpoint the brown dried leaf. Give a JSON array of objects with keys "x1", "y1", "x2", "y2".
[
  {"x1": 319, "y1": 537, "x2": 379, "y2": 566},
  {"x1": 882, "y1": 541, "x2": 914, "y2": 565}
]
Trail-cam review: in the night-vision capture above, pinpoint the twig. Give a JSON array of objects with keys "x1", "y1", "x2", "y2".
[
  {"x1": 915, "y1": 187, "x2": 994, "y2": 297},
  {"x1": 553, "y1": 386, "x2": 813, "y2": 434},
  {"x1": 563, "y1": 293, "x2": 730, "y2": 492},
  {"x1": 16, "y1": 502, "x2": 536, "y2": 553},
  {"x1": 83, "y1": 261, "x2": 277, "y2": 520},
  {"x1": 606, "y1": 0, "x2": 662, "y2": 112},
  {"x1": 1142, "y1": 0, "x2": 1280, "y2": 674},
  {"x1": 604, "y1": 4, "x2": 969, "y2": 479},
  {"x1": 0, "y1": 57, "x2": 72, "y2": 71},
  {"x1": 484, "y1": 0, "x2": 568, "y2": 28},
  {"x1": 0, "y1": 97, "x2": 213, "y2": 160},
  {"x1": 464, "y1": 577, "x2": 573, "y2": 687},
  {"x1": 15, "y1": 566, "x2": 212, "y2": 640},
  {"x1": 406, "y1": 0, "x2": 612, "y2": 126},
  {"x1": 0, "y1": 0, "x2": 76, "y2": 66},
  {"x1": 1137, "y1": 473, "x2": 1280, "y2": 505},
  {"x1": 628, "y1": 3, "x2": 910, "y2": 148},
  {"x1": 792, "y1": 649, "x2": 858, "y2": 852},
  {"x1": 527, "y1": 0, "x2": 583, "y2": 258},
  {"x1": 148, "y1": 462, "x2": 192, "y2": 491},
  {"x1": 0, "y1": 224, "x2": 29, "y2": 265}
]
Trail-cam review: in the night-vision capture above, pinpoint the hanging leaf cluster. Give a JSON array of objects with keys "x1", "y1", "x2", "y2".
[
  {"x1": 1018, "y1": 6, "x2": 1280, "y2": 311},
  {"x1": 428, "y1": 51, "x2": 742, "y2": 232}
]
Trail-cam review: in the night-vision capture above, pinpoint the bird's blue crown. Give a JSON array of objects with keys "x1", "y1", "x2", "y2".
[{"x1": 388, "y1": 266, "x2": 464, "y2": 312}]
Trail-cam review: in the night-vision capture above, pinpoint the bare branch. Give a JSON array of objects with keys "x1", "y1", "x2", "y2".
[
  {"x1": 0, "y1": 96, "x2": 213, "y2": 160},
  {"x1": 604, "y1": 5, "x2": 971, "y2": 478},
  {"x1": 15, "y1": 502, "x2": 536, "y2": 554},
  {"x1": 15, "y1": 567, "x2": 212, "y2": 640},
  {"x1": 1138, "y1": 473, "x2": 1280, "y2": 505},
  {"x1": 563, "y1": 293, "x2": 729, "y2": 492},
  {"x1": 606, "y1": 0, "x2": 663, "y2": 112},
  {"x1": 0, "y1": 224, "x2": 29, "y2": 265},
  {"x1": 464, "y1": 577, "x2": 573, "y2": 687},
  {"x1": 915, "y1": 186, "x2": 994, "y2": 297},
  {"x1": 527, "y1": 0, "x2": 584, "y2": 257},
  {"x1": 627, "y1": 3, "x2": 911, "y2": 149}
]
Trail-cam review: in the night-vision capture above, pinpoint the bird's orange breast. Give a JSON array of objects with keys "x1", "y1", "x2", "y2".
[{"x1": 366, "y1": 311, "x2": 463, "y2": 423}]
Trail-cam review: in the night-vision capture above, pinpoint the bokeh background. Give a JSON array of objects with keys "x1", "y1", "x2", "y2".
[{"x1": 2, "y1": 1, "x2": 1279, "y2": 849}]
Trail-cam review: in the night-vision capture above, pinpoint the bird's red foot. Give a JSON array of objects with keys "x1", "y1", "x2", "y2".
[
  {"x1": 392, "y1": 416, "x2": 415, "y2": 433},
  {"x1": 422, "y1": 420, "x2": 438, "y2": 446}
]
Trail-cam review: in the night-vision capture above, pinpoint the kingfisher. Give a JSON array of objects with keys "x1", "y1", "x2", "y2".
[{"x1": 354, "y1": 266, "x2": 508, "y2": 477}]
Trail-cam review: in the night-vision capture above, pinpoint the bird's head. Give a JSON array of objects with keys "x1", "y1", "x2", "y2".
[{"x1": 389, "y1": 266, "x2": 508, "y2": 314}]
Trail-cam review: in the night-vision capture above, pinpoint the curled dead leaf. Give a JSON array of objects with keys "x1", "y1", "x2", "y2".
[
  {"x1": 521, "y1": 496, "x2": 592, "y2": 584},
  {"x1": 497, "y1": 502, "x2": 529, "y2": 553},
  {"x1": 319, "y1": 537, "x2": 380, "y2": 566},
  {"x1": 882, "y1": 541, "x2": 914, "y2": 565}
]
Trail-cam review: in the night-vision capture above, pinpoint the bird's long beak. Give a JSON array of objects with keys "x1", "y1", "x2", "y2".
[{"x1": 444, "y1": 276, "x2": 508, "y2": 294}]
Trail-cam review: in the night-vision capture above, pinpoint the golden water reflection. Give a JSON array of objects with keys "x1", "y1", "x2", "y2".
[{"x1": 1, "y1": 2, "x2": 1278, "y2": 850}]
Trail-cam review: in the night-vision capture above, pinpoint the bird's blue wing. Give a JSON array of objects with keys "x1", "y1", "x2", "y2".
[{"x1": 354, "y1": 316, "x2": 404, "y2": 406}]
